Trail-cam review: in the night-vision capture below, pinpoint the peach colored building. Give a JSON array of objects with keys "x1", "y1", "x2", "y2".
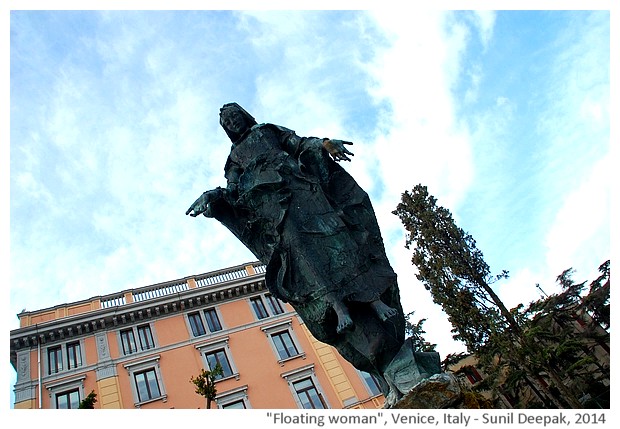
[{"x1": 10, "y1": 262, "x2": 385, "y2": 409}]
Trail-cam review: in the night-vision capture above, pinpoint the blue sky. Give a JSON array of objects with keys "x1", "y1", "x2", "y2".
[{"x1": 5, "y1": 6, "x2": 611, "y2": 408}]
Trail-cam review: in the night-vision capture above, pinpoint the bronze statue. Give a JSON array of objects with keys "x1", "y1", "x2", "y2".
[{"x1": 187, "y1": 103, "x2": 441, "y2": 406}]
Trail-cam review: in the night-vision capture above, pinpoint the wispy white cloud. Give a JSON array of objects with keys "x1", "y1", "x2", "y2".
[
  {"x1": 460, "y1": 11, "x2": 610, "y2": 306},
  {"x1": 544, "y1": 156, "x2": 610, "y2": 281},
  {"x1": 9, "y1": 10, "x2": 609, "y2": 368},
  {"x1": 533, "y1": 12, "x2": 609, "y2": 285},
  {"x1": 364, "y1": 11, "x2": 475, "y2": 208},
  {"x1": 469, "y1": 10, "x2": 496, "y2": 51}
]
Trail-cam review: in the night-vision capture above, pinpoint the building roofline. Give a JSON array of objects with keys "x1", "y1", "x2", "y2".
[
  {"x1": 17, "y1": 261, "x2": 264, "y2": 318},
  {"x1": 10, "y1": 261, "x2": 268, "y2": 366}
]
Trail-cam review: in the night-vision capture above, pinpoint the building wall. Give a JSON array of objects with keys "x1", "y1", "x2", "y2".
[{"x1": 10, "y1": 262, "x2": 384, "y2": 409}]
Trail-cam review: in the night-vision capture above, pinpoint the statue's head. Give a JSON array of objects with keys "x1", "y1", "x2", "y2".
[{"x1": 219, "y1": 103, "x2": 257, "y2": 143}]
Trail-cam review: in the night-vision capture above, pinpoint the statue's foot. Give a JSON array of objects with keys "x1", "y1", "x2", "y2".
[
  {"x1": 336, "y1": 314, "x2": 354, "y2": 334},
  {"x1": 326, "y1": 294, "x2": 354, "y2": 334},
  {"x1": 371, "y1": 300, "x2": 398, "y2": 322}
]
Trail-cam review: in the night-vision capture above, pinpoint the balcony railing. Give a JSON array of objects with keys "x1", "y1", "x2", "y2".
[
  {"x1": 132, "y1": 281, "x2": 189, "y2": 302},
  {"x1": 99, "y1": 262, "x2": 265, "y2": 309},
  {"x1": 196, "y1": 266, "x2": 249, "y2": 287},
  {"x1": 17, "y1": 262, "x2": 267, "y2": 331},
  {"x1": 100, "y1": 294, "x2": 126, "y2": 309}
]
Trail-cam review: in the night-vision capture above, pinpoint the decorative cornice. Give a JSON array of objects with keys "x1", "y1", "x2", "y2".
[
  {"x1": 10, "y1": 273, "x2": 267, "y2": 358},
  {"x1": 123, "y1": 354, "x2": 161, "y2": 371},
  {"x1": 44, "y1": 374, "x2": 86, "y2": 391},
  {"x1": 281, "y1": 363, "x2": 315, "y2": 380},
  {"x1": 194, "y1": 336, "x2": 230, "y2": 351},
  {"x1": 260, "y1": 318, "x2": 294, "y2": 335},
  {"x1": 14, "y1": 385, "x2": 36, "y2": 402},
  {"x1": 96, "y1": 363, "x2": 117, "y2": 381}
]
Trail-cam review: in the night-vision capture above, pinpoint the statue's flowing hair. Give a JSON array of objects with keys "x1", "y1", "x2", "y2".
[{"x1": 219, "y1": 103, "x2": 258, "y2": 143}]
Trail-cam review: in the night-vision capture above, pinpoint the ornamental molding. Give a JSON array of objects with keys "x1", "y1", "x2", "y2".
[
  {"x1": 44, "y1": 374, "x2": 86, "y2": 392},
  {"x1": 10, "y1": 274, "x2": 266, "y2": 354}
]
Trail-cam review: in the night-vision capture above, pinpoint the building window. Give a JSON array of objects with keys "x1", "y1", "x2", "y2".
[
  {"x1": 222, "y1": 400, "x2": 246, "y2": 409},
  {"x1": 56, "y1": 388, "x2": 80, "y2": 409},
  {"x1": 188, "y1": 312, "x2": 207, "y2": 336},
  {"x1": 272, "y1": 331, "x2": 299, "y2": 360},
  {"x1": 266, "y1": 293, "x2": 284, "y2": 315},
  {"x1": 293, "y1": 378, "x2": 327, "y2": 409},
  {"x1": 251, "y1": 294, "x2": 286, "y2": 320},
  {"x1": 359, "y1": 371, "x2": 382, "y2": 396},
  {"x1": 66, "y1": 342, "x2": 82, "y2": 370},
  {"x1": 195, "y1": 337, "x2": 239, "y2": 381},
  {"x1": 45, "y1": 374, "x2": 86, "y2": 409},
  {"x1": 134, "y1": 368, "x2": 162, "y2": 403},
  {"x1": 120, "y1": 329, "x2": 138, "y2": 355},
  {"x1": 216, "y1": 385, "x2": 251, "y2": 409},
  {"x1": 45, "y1": 341, "x2": 85, "y2": 375},
  {"x1": 250, "y1": 296, "x2": 269, "y2": 319},
  {"x1": 187, "y1": 308, "x2": 224, "y2": 337},
  {"x1": 204, "y1": 308, "x2": 223, "y2": 332},
  {"x1": 282, "y1": 364, "x2": 330, "y2": 409},
  {"x1": 461, "y1": 365, "x2": 483, "y2": 384},
  {"x1": 119, "y1": 324, "x2": 158, "y2": 355},
  {"x1": 124, "y1": 355, "x2": 167, "y2": 407},
  {"x1": 262, "y1": 320, "x2": 305, "y2": 364},
  {"x1": 137, "y1": 325, "x2": 155, "y2": 351},
  {"x1": 205, "y1": 349, "x2": 233, "y2": 379},
  {"x1": 48, "y1": 346, "x2": 63, "y2": 375}
]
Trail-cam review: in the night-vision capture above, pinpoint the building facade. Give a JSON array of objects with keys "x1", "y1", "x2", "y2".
[{"x1": 10, "y1": 262, "x2": 384, "y2": 409}]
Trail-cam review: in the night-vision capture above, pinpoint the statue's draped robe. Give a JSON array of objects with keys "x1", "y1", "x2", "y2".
[{"x1": 209, "y1": 123, "x2": 405, "y2": 375}]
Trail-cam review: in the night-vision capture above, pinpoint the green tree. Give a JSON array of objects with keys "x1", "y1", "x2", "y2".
[
  {"x1": 78, "y1": 390, "x2": 97, "y2": 409},
  {"x1": 392, "y1": 184, "x2": 515, "y2": 350},
  {"x1": 522, "y1": 261, "x2": 610, "y2": 408},
  {"x1": 190, "y1": 364, "x2": 223, "y2": 409},
  {"x1": 393, "y1": 184, "x2": 587, "y2": 408},
  {"x1": 404, "y1": 311, "x2": 437, "y2": 352},
  {"x1": 581, "y1": 260, "x2": 610, "y2": 329}
]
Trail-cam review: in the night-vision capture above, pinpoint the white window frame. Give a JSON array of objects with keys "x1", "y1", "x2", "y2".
[
  {"x1": 44, "y1": 339, "x2": 86, "y2": 376},
  {"x1": 187, "y1": 311, "x2": 207, "y2": 336},
  {"x1": 265, "y1": 293, "x2": 285, "y2": 315},
  {"x1": 357, "y1": 370, "x2": 383, "y2": 397},
  {"x1": 195, "y1": 337, "x2": 240, "y2": 381},
  {"x1": 117, "y1": 323, "x2": 158, "y2": 356},
  {"x1": 136, "y1": 324, "x2": 156, "y2": 351},
  {"x1": 203, "y1": 307, "x2": 225, "y2": 332},
  {"x1": 65, "y1": 340, "x2": 84, "y2": 370},
  {"x1": 249, "y1": 295, "x2": 270, "y2": 320},
  {"x1": 46, "y1": 345, "x2": 63, "y2": 375},
  {"x1": 185, "y1": 306, "x2": 225, "y2": 338},
  {"x1": 123, "y1": 355, "x2": 167, "y2": 407},
  {"x1": 281, "y1": 364, "x2": 330, "y2": 409},
  {"x1": 249, "y1": 293, "x2": 287, "y2": 320},
  {"x1": 216, "y1": 385, "x2": 252, "y2": 409},
  {"x1": 261, "y1": 319, "x2": 305, "y2": 365},
  {"x1": 45, "y1": 374, "x2": 86, "y2": 409}
]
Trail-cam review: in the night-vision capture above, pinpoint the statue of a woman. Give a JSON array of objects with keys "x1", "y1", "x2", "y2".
[{"x1": 187, "y1": 103, "x2": 440, "y2": 406}]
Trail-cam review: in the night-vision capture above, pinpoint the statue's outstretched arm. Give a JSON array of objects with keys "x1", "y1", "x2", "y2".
[
  {"x1": 186, "y1": 162, "x2": 240, "y2": 218},
  {"x1": 274, "y1": 125, "x2": 354, "y2": 163},
  {"x1": 186, "y1": 187, "x2": 226, "y2": 217},
  {"x1": 322, "y1": 139, "x2": 354, "y2": 162}
]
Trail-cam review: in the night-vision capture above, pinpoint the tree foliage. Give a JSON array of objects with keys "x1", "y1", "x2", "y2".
[
  {"x1": 520, "y1": 261, "x2": 610, "y2": 408},
  {"x1": 393, "y1": 184, "x2": 513, "y2": 351},
  {"x1": 394, "y1": 184, "x2": 610, "y2": 408},
  {"x1": 581, "y1": 260, "x2": 610, "y2": 329},
  {"x1": 404, "y1": 311, "x2": 437, "y2": 352},
  {"x1": 78, "y1": 390, "x2": 97, "y2": 409},
  {"x1": 190, "y1": 364, "x2": 223, "y2": 409}
]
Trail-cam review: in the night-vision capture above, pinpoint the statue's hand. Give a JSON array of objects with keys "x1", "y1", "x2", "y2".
[
  {"x1": 323, "y1": 139, "x2": 354, "y2": 162},
  {"x1": 186, "y1": 190, "x2": 220, "y2": 217}
]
